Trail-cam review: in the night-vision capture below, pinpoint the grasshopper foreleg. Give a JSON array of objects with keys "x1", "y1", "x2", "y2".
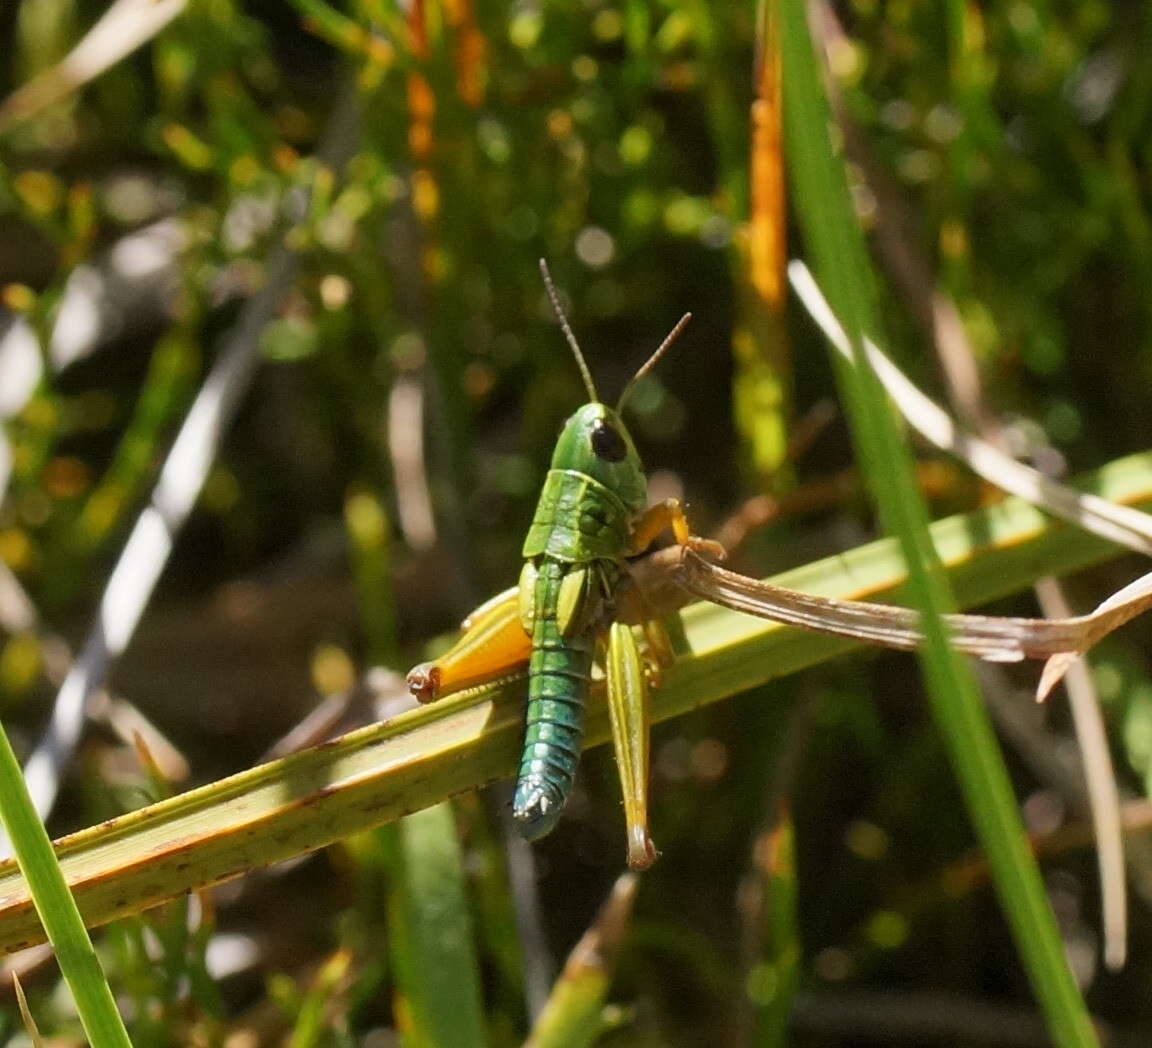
[{"x1": 628, "y1": 498, "x2": 726, "y2": 561}]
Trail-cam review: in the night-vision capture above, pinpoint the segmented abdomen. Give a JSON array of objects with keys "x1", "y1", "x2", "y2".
[{"x1": 512, "y1": 558, "x2": 595, "y2": 840}]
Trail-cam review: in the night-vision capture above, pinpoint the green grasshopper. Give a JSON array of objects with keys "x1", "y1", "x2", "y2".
[{"x1": 408, "y1": 260, "x2": 721, "y2": 869}]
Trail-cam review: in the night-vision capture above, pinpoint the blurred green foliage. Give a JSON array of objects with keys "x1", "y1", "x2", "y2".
[{"x1": 3, "y1": 0, "x2": 1152, "y2": 1043}]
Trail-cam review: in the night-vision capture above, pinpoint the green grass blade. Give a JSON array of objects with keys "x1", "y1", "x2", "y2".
[
  {"x1": 0, "y1": 452, "x2": 1148, "y2": 961},
  {"x1": 0, "y1": 723, "x2": 131, "y2": 1045},
  {"x1": 776, "y1": 4, "x2": 1097, "y2": 1044},
  {"x1": 383, "y1": 804, "x2": 487, "y2": 1048}
]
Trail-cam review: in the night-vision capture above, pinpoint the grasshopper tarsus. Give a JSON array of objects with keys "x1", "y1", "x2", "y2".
[{"x1": 627, "y1": 829, "x2": 660, "y2": 872}]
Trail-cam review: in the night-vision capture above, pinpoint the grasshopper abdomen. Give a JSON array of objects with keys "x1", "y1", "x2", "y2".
[{"x1": 512, "y1": 558, "x2": 597, "y2": 839}]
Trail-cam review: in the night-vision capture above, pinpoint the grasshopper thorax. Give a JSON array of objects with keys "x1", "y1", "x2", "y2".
[{"x1": 551, "y1": 402, "x2": 648, "y2": 516}]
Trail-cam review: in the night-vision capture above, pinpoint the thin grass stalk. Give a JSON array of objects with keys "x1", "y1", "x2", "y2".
[
  {"x1": 13, "y1": 971, "x2": 44, "y2": 1046},
  {"x1": 0, "y1": 0, "x2": 186, "y2": 132},
  {"x1": 287, "y1": 949, "x2": 352, "y2": 1047},
  {"x1": 734, "y1": 0, "x2": 792, "y2": 483},
  {"x1": 748, "y1": 813, "x2": 798, "y2": 1046},
  {"x1": 776, "y1": 3, "x2": 1096, "y2": 1044},
  {"x1": 72, "y1": 328, "x2": 198, "y2": 558}
]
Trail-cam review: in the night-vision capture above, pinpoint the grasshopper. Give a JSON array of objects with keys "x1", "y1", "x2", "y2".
[{"x1": 408, "y1": 260, "x2": 722, "y2": 869}]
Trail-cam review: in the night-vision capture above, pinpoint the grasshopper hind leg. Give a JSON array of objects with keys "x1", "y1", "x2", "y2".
[{"x1": 606, "y1": 621, "x2": 658, "y2": 869}]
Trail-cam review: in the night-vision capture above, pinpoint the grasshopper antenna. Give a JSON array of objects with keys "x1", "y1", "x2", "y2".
[
  {"x1": 539, "y1": 258, "x2": 599, "y2": 403},
  {"x1": 617, "y1": 312, "x2": 692, "y2": 411}
]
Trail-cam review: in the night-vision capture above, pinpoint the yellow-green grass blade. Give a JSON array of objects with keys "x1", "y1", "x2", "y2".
[
  {"x1": 0, "y1": 452, "x2": 1148, "y2": 956},
  {"x1": 777, "y1": 2, "x2": 1097, "y2": 1043},
  {"x1": 524, "y1": 874, "x2": 638, "y2": 1048}
]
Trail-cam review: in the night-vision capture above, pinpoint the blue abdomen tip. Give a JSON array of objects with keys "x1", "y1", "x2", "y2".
[{"x1": 512, "y1": 777, "x2": 566, "y2": 840}]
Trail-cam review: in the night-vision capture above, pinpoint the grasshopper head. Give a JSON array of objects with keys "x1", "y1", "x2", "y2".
[
  {"x1": 551, "y1": 402, "x2": 647, "y2": 514},
  {"x1": 536, "y1": 258, "x2": 691, "y2": 518}
]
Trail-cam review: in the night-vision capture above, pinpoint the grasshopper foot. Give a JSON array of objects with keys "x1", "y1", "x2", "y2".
[
  {"x1": 684, "y1": 535, "x2": 727, "y2": 561},
  {"x1": 627, "y1": 827, "x2": 659, "y2": 871}
]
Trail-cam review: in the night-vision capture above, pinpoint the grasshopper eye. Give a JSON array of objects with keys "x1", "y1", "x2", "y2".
[{"x1": 590, "y1": 418, "x2": 627, "y2": 462}]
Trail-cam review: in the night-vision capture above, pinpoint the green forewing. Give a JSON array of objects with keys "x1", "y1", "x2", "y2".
[{"x1": 556, "y1": 564, "x2": 592, "y2": 636}]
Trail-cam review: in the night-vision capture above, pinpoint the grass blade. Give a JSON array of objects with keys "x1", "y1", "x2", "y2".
[
  {"x1": 525, "y1": 874, "x2": 637, "y2": 1048},
  {"x1": 0, "y1": 722, "x2": 131, "y2": 1044},
  {"x1": 777, "y1": 3, "x2": 1097, "y2": 1044},
  {"x1": 383, "y1": 804, "x2": 487, "y2": 1048}
]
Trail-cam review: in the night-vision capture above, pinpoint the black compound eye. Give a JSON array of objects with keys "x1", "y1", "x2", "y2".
[{"x1": 591, "y1": 418, "x2": 628, "y2": 462}]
